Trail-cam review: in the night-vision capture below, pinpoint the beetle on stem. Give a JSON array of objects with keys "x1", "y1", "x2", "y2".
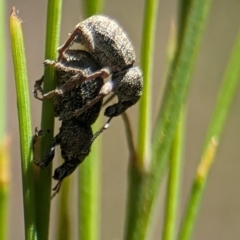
[{"x1": 35, "y1": 15, "x2": 143, "y2": 122}]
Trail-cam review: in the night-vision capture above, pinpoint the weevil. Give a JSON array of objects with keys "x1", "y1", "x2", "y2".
[
  {"x1": 34, "y1": 50, "x2": 106, "y2": 193},
  {"x1": 34, "y1": 15, "x2": 143, "y2": 193},
  {"x1": 35, "y1": 15, "x2": 143, "y2": 123}
]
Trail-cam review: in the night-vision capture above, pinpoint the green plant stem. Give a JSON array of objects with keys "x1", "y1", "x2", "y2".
[
  {"x1": 177, "y1": 138, "x2": 217, "y2": 240},
  {"x1": 34, "y1": 1, "x2": 62, "y2": 239},
  {"x1": 161, "y1": 2, "x2": 188, "y2": 238},
  {"x1": 10, "y1": 8, "x2": 37, "y2": 240},
  {"x1": 56, "y1": 177, "x2": 71, "y2": 240},
  {"x1": 82, "y1": 0, "x2": 103, "y2": 17},
  {"x1": 125, "y1": 0, "x2": 212, "y2": 239},
  {"x1": 178, "y1": 30, "x2": 240, "y2": 240},
  {"x1": 137, "y1": 0, "x2": 159, "y2": 172},
  {"x1": 0, "y1": 3, "x2": 8, "y2": 239},
  {"x1": 203, "y1": 32, "x2": 240, "y2": 148},
  {"x1": 78, "y1": 3, "x2": 103, "y2": 240},
  {"x1": 79, "y1": 129, "x2": 101, "y2": 240},
  {"x1": 178, "y1": 0, "x2": 192, "y2": 43},
  {"x1": 125, "y1": 0, "x2": 159, "y2": 237},
  {"x1": 162, "y1": 108, "x2": 184, "y2": 240}
]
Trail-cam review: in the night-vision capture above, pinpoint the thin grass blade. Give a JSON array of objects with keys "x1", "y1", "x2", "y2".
[
  {"x1": 178, "y1": 30, "x2": 240, "y2": 240},
  {"x1": 162, "y1": 108, "x2": 185, "y2": 240},
  {"x1": 0, "y1": 2, "x2": 9, "y2": 239},
  {"x1": 10, "y1": 8, "x2": 37, "y2": 240},
  {"x1": 137, "y1": 0, "x2": 159, "y2": 172},
  {"x1": 125, "y1": 0, "x2": 212, "y2": 239},
  {"x1": 34, "y1": 1, "x2": 62, "y2": 239},
  {"x1": 78, "y1": 2, "x2": 104, "y2": 240},
  {"x1": 56, "y1": 177, "x2": 71, "y2": 240}
]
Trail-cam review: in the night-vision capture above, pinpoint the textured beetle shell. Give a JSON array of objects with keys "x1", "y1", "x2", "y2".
[
  {"x1": 74, "y1": 15, "x2": 136, "y2": 72},
  {"x1": 59, "y1": 120, "x2": 93, "y2": 162},
  {"x1": 112, "y1": 67, "x2": 143, "y2": 101},
  {"x1": 53, "y1": 50, "x2": 104, "y2": 125}
]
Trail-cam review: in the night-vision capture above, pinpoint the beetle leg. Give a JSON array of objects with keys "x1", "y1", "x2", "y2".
[
  {"x1": 35, "y1": 89, "x2": 63, "y2": 101},
  {"x1": 57, "y1": 26, "x2": 87, "y2": 60},
  {"x1": 34, "y1": 133, "x2": 61, "y2": 168},
  {"x1": 44, "y1": 59, "x2": 81, "y2": 74},
  {"x1": 33, "y1": 127, "x2": 49, "y2": 147},
  {"x1": 33, "y1": 76, "x2": 45, "y2": 100},
  {"x1": 60, "y1": 67, "x2": 110, "y2": 94},
  {"x1": 89, "y1": 117, "x2": 112, "y2": 144}
]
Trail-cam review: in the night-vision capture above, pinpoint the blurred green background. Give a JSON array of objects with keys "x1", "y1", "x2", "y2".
[{"x1": 6, "y1": 0, "x2": 240, "y2": 239}]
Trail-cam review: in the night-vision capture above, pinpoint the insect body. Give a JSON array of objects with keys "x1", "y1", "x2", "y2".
[
  {"x1": 59, "y1": 15, "x2": 136, "y2": 72},
  {"x1": 37, "y1": 15, "x2": 143, "y2": 121},
  {"x1": 38, "y1": 120, "x2": 93, "y2": 192},
  {"x1": 34, "y1": 49, "x2": 103, "y2": 123},
  {"x1": 34, "y1": 50, "x2": 104, "y2": 192},
  {"x1": 34, "y1": 15, "x2": 143, "y2": 192}
]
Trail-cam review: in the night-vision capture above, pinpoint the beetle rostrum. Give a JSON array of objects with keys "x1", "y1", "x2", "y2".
[
  {"x1": 41, "y1": 15, "x2": 143, "y2": 121},
  {"x1": 33, "y1": 15, "x2": 143, "y2": 194}
]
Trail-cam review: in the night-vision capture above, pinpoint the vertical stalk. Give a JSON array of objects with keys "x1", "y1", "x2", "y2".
[
  {"x1": 10, "y1": 8, "x2": 37, "y2": 240},
  {"x1": 178, "y1": 138, "x2": 217, "y2": 240},
  {"x1": 82, "y1": 0, "x2": 103, "y2": 17},
  {"x1": 125, "y1": 0, "x2": 212, "y2": 239},
  {"x1": 0, "y1": 2, "x2": 8, "y2": 239},
  {"x1": 162, "y1": 109, "x2": 184, "y2": 240},
  {"x1": 56, "y1": 177, "x2": 71, "y2": 240},
  {"x1": 79, "y1": 136, "x2": 101, "y2": 240},
  {"x1": 137, "y1": 0, "x2": 159, "y2": 172},
  {"x1": 125, "y1": 0, "x2": 159, "y2": 238},
  {"x1": 178, "y1": 30, "x2": 240, "y2": 240},
  {"x1": 34, "y1": 1, "x2": 62, "y2": 239},
  {"x1": 78, "y1": 2, "x2": 104, "y2": 240}
]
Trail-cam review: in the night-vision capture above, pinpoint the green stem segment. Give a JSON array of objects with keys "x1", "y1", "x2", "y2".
[
  {"x1": 178, "y1": 30, "x2": 240, "y2": 240},
  {"x1": 34, "y1": 1, "x2": 62, "y2": 239},
  {"x1": 137, "y1": 0, "x2": 159, "y2": 172},
  {"x1": 78, "y1": 3, "x2": 103, "y2": 240},
  {"x1": 203, "y1": 31, "x2": 240, "y2": 148},
  {"x1": 57, "y1": 177, "x2": 71, "y2": 240},
  {"x1": 162, "y1": 109, "x2": 184, "y2": 240},
  {"x1": 178, "y1": 138, "x2": 218, "y2": 240},
  {"x1": 79, "y1": 134, "x2": 101, "y2": 240},
  {"x1": 125, "y1": 0, "x2": 212, "y2": 239},
  {"x1": 82, "y1": 0, "x2": 103, "y2": 17},
  {"x1": 0, "y1": 3, "x2": 8, "y2": 239},
  {"x1": 10, "y1": 8, "x2": 37, "y2": 240},
  {"x1": 125, "y1": 0, "x2": 159, "y2": 236}
]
